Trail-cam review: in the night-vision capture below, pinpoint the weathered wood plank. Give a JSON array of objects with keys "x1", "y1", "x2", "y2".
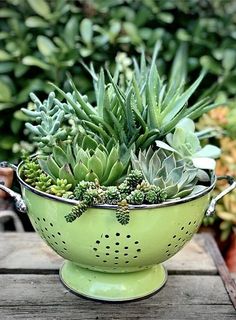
[
  {"x1": 0, "y1": 274, "x2": 234, "y2": 319},
  {"x1": 205, "y1": 234, "x2": 236, "y2": 309},
  {"x1": 0, "y1": 233, "x2": 217, "y2": 274}
]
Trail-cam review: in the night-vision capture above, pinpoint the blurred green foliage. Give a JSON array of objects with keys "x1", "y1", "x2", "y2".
[{"x1": 0, "y1": 0, "x2": 236, "y2": 161}]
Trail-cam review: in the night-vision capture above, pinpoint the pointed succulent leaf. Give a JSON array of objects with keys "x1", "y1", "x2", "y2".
[
  {"x1": 73, "y1": 161, "x2": 89, "y2": 181},
  {"x1": 102, "y1": 146, "x2": 119, "y2": 181},
  {"x1": 53, "y1": 146, "x2": 68, "y2": 167},
  {"x1": 176, "y1": 187, "x2": 195, "y2": 198},
  {"x1": 76, "y1": 148, "x2": 89, "y2": 165},
  {"x1": 85, "y1": 170, "x2": 99, "y2": 182},
  {"x1": 165, "y1": 185, "x2": 180, "y2": 198},
  {"x1": 155, "y1": 140, "x2": 178, "y2": 154},
  {"x1": 162, "y1": 154, "x2": 176, "y2": 175},
  {"x1": 59, "y1": 164, "x2": 76, "y2": 186},
  {"x1": 81, "y1": 135, "x2": 98, "y2": 150},
  {"x1": 103, "y1": 160, "x2": 124, "y2": 186},
  {"x1": 88, "y1": 155, "x2": 104, "y2": 180},
  {"x1": 190, "y1": 185, "x2": 207, "y2": 195},
  {"x1": 46, "y1": 155, "x2": 60, "y2": 178}
]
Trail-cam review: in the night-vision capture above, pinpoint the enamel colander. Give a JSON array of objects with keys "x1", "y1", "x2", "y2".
[{"x1": 0, "y1": 161, "x2": 235, "y2": 302}]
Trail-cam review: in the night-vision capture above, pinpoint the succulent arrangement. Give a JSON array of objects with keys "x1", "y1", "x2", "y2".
[{"x1": 21, "y1": 48, "x2": 220, "y2": 225}]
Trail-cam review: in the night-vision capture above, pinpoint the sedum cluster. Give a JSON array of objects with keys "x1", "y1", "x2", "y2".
[
  {"x1": 22, "y1": 162, "x2": 167, "y2": 225},
  {"x1": 65, "y1": 170, "x2": 167, "y2": 225}
]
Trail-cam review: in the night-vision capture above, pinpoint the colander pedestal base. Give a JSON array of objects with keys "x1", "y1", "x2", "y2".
[{"x1": 60, "y1": 261, "x2": 167, "y2": 302}]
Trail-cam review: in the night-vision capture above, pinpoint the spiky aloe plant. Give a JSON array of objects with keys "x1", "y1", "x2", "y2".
[
  {"x1": 47, "y1": 44, "x2": 216, "y2": 152},
  {"x1": 131, "y1": 147, "x2": 201, "y2": 198}
]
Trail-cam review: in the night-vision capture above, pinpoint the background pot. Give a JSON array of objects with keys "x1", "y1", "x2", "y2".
[{"x1": 0, "y1": 168, "x2": 13, "y2": 199}]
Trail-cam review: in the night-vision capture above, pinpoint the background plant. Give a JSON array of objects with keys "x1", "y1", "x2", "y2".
[{"x1": 1, "y1": 0, "x2": 236, "y2": 161}]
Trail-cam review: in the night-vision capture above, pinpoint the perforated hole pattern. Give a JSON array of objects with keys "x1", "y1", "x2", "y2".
[
  {"x1": 32, "y1": 216, "x2": 200, "y2": 267},
  {"x1": 34, "y1": 217, "x2": 67, "y2": 256},
  {"x1": 92, "y1": 233, "x2": 142, "y2": 266},
  {"x1": 165, "y1": 220, "x2": 200, "y2": 258}
]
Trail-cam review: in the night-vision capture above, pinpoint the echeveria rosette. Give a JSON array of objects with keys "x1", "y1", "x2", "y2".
[
  {"x1": 155, "y1": 118, "x2": 221, "y2": 170},
  {"x1": 131, "y1": 147, "x2": 200, "y2": 199},
  {"x1": 38, "y1": 136, "x2": 128, "y2": 187}
]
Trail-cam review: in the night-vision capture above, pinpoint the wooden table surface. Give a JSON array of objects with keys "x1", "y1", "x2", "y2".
[{"x1": 0, "y1": 232, "x2": 235, "y2": 319}]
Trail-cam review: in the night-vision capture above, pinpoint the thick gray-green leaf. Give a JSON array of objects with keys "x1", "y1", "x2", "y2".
[
  {"x1": 37, "y1": 36, "x2": 57, "y2": 56},
  {"x1": 80, "y1": 18, "x2": 93, "y2": 45},
  {"x1": 25, "y1": 16, "x2": 48, "y2": 28},
  {"x1": 22, "y1": 56, "x2": 50, "y2": 70},
  {"x1": 27, "y1": 0, "x2": 51, "y2": 18}
]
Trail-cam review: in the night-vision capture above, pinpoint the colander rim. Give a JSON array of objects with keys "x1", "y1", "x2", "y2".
[{"x1": 17, "y1": 160, "x2": 216, "y2": 210}]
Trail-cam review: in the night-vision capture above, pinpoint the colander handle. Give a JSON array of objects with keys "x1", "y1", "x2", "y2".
[
  {"x1": 206, "y1": 175, "x2": 236, "y2": 216},
  {"x1": 0, "y1": 182, "x2": 27, "y2": 213},
  {"x1": 0, "y1": 161, "x2": 26, "y2": 213}
]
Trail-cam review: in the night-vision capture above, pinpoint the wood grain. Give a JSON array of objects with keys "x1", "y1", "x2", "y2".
[
  {"x1": 0, "y1": 233, "x2": 217, "y2": 274},
  {"x1": 0, "y1": 274, "x2": 235, "y2": 320}
]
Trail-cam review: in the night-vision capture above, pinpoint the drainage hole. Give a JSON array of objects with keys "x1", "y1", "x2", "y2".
[
  {"x1": 105, "y1": 234, "x2": 109, "y2": 238},
  {"x1": 181, "y1": 227, "x2": 184, "y2": 230},
  {"x1": 115, "y1": 257, "x2": 119, "y2": 259},
  {"x1": 45, "y1": 227, "x2": 48, "y2": 231},
  {"x1": 106, "y1": 253, "x2": 109, "y2": 256},
  {"x1": 115, "y1": 262, "x2": 118, "y2": 265},
  {"x1": 106, "y1": 246, "x2": 110, "y2": 249},
  {"x1": 188, "y1": 222, "x2": 192, "y2": 225},
  {"x1": 55, "y1": 242, "x2": 58, "y2": 245},
  {"x1": 126, "y1": 235, "x2": 131, "y2": 238},
  {"x1": 37, "y1": 217, "x2": 40, "y2": 221},
  {"x1": 93, "y1": 248, "x2": 97, "y2": 251},
  {"x1": 134, "y1": 241, "x2": 139, "y2": 244},
  {"x1": 64, "y1": 248, "x2": 67, "y2": 251},
  {"x1": 175, "y1": 245, "x2": 178, "y2": 248},
  {"x1": 62, "y1": 241, "x2": 66, "y2": 244},
  {"x1": 186, "y1": 231, "x2": 189, "y2": 235},
  {"x1": 168, "y1": 243, "x2": 171, "y2": 247},
  {"x1": 178, "y1": 238, "x2": 181, "y2": 241},
  {"x1": 115, "y1": 242, "x2": 119, "y2": 245},
  {"x1": 137, "y1": 249, "x2": 141, "y2": 252},
  {"x1": 124, "y1": 246, "x2": 128, "y2": 250},
  {"x1": 125, "y1": 261, "x2": 129, "y2": 264},
  {"x1": 47, "y1": 235, "x2": 50, "y2": 239},
  {"x1": 96, "y1": 240, "x2": 100, "y2": 244},
  {"x1": 103, "y1": 260, "x2": 107, "y2": 263},
  {"x1": 115, "y1": 250, "x2": 119, "y2": 253},
  {"x1": 96, "y1": 255, "x2": 100, "y2": 258},
  {"x1": 52, "y1": 234, "x2": 55, "y2": 238},
  {"x1": 166, "y1": 250, "x2": 169, "y2": 253},
  {"x1": 173, "y1": 235, "x2": 176, "y2": 238},
  {"x1": 124, "y1": 253, "x2": 128, "y2": 256},
  {"x1": 133, "y1": 256, "x2": 138, "y2": 258},
  {"x1": 43, "y1": 218, "x2": 46, "y2": 222},
  {"x1": 50, "y1": 223, "x2": 53, "y2": 227},
  {"x1": 116, "y1": 233, "x2": 120, "y2": 236},
  {"x1": 57, "y1": 232, "x2": 61, "y2": 236}
]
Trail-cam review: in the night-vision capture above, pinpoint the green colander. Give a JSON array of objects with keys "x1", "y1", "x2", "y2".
[{"x1": 0, "y1": 161, "x2": 235, "y2": 302}]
